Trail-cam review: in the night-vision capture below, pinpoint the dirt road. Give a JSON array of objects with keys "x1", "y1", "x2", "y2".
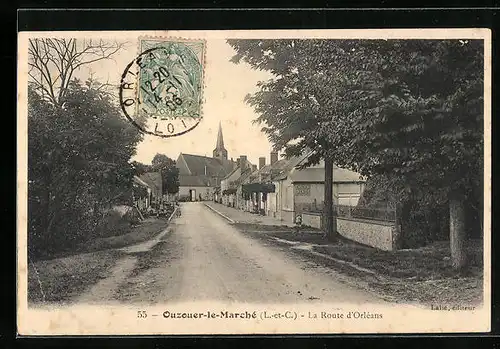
[{"x1": 78, "y1": 202, "x2": 386, "y2": 305}]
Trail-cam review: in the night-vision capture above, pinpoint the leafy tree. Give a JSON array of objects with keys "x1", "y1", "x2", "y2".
[
  {"x1": 151, "y1": 153, "x2": 180, "y2": 195},
  {"x1": 131, "y1": 161, "x2": 153, "y2": 176},
  {"x1": 229, "y1": 39, "x2": 484, "y2": 269},
  {"x1": 28, "y1": 38, "x2": 125, "y2": 107},
  {"x1": 317, "y1": 40, "x2": 484, "y2": 269},
  {"x1": 28, "y1": 80, "x2": 142, "y2": 257},
  {"x1": 228, "y1": 39, "x2": 364, "y2": 240},
  {"x1": 27, "y1": 37, "x2": 140, "y2": 259}
]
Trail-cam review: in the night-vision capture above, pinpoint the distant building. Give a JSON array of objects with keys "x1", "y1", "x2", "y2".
[
  {"x1": 139, "y1": 171, "x2": 162, "y2": 208},
  {"x1": 132, "y1": 175, "x2": 152, "y2": 211},
  {"x1": 176, "y1": 122, "x2": 236, "y2": 201},
  {"x1": 220, "y1": 155, "x2": 254, "y2": 207}
]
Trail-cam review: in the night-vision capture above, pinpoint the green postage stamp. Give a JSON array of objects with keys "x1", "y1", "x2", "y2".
[{"x1": 120, "y1": 37, "x2": 206, "y2": 137}]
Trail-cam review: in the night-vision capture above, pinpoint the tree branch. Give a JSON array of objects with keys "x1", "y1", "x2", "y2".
[{"x1": 28, "y1": 38, "x2": 125, "y2": 107}]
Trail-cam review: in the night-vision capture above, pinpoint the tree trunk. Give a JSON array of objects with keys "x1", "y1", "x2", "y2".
[
  {"x1": 323, "y1": 157, "x2": 338, "y2": 241},
  {"x1": 450, "y1": 194, "x2": 467, "y2": 270}
]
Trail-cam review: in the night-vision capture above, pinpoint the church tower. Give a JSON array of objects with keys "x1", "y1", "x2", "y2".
[{"x1": 213, "y1": 122, "x2": 228, "y2": 161}]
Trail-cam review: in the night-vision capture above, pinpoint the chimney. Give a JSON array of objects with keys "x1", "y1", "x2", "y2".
[
  {"x1": 236, "y1": 158, "x2": 240, "y2": 168},
  {"x1": 270, "y1": 151, "x2": 278, "y2": 165},
  {"x1": 259, "y1": 157, "x2": 266, "y2": 170},
  {"x1": 252, "y1": 164, "x2": 257, "y2": 172},
  {"x1": 240, "y1": 155, "x2": 247, "y2": 170}
]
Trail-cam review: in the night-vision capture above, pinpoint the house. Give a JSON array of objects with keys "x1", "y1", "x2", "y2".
[
  {"x1": 263, "y1": 151, "x2": 366, "y2": 225},
  {"x1": 220, "y1": 151, "x2": 291, "y2": 215},
  {"x1": 176, "y1": 123, "x2": 236, "y2": 201},
  {"x1": 220, "y1": 155, "x2": 254, "y2": 207},
  {"x1": 237, "y1": 153, "x2": 283, "y2": 214},
  {"x1": 234, "y1": 165, "x2": 258, "y2": 211},
  {"x1": 132, "y1": 175, "x2": 152, "y2": 211},
  {"x1": 139, "y1": 171, "x2": 163, "y2": 208},
  {"x1": 288, "y1": 160, "x2": 366, "y2": 220}
]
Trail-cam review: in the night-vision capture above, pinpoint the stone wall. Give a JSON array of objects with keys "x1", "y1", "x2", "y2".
[
  {"x1": 337, "y1": 217, "x2": 396, "y2": 251},
  {"x1": 301, "y1": 213, "x2": 398, "y2": 251},
  {"x1": 302, "y1": 212, "x2": 322, "y2": 229}
]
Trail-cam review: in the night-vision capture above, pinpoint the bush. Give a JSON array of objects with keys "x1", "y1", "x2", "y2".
[
  {"x1": 123, "y1": 206, "x2": 141, "y2": 225},
  {"x1": 93, "y1": 210, "x2": 132, "y2": 239},
  {"x1": 27, "y1": 82, "x2": 142, "y2": 260},
  {"x1": 178, "y1": 195, "x2": 191, "y2": 202},
  {"x1": 359, "y1": 174, "x2": 481, "y2": 249}
]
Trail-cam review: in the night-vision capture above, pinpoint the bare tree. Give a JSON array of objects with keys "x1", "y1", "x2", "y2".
[{"x1": 28, "y1": 38, "x2": 126, "y2": 107}]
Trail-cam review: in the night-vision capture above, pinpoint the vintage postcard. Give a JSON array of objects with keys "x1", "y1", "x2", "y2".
[{"x1": 17, "y1": 29, "x2": 491, "y2": 335}]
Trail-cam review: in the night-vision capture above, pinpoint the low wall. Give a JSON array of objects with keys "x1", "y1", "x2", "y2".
[
  {"x1": 301, "y1": 213, "x2": 398, "y2": 251},
  {"x1": 281, "y1": 209, "x2": 294, "y2": 226},
  {"x1": 302, "y1": 212, "x2": 322, "y2": 229},
  {"x1": 337, "y1": 217, "x2": 396, "y2": 251}
]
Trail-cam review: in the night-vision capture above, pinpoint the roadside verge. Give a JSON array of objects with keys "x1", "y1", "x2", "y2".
[
  {"x1": 27, "y1": 207, "x2": 179, "y2": 304},
  {"x1": 233, "y1": 223, "x2": 484, "y2": 306}
]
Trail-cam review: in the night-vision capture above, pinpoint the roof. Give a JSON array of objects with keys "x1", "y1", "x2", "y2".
[
  {"x1": 223, "y1": 165, "x2": 241, "y2": 180},
  {"x1": 139, "y1": 172, "x2": 162, "y2": 193},
  {"x1": 178, "y1": 153, "x2": 235, "y2": 177},
  {"x1": 222, "y1": 157, "x2": 256, "y2": 181},
  {"x1": 242, "y1": 182, "x2": 276, "y2": 193},
  {"x1": 267, "y1": 150, "x2": 365, "y2": 183},
  {"x1": 271, "y1": 152, "x2": 313, "y2": 181},
  {"x1": 179, "y1": 175, "x2": 216, "y2": 187},
  {"x1": 233, "y1": 168, "x2": 254, "y2": 187},
  {"x1": 243, "y1": 153, "x2": 304, "y2": 184},
  {"x1": 215, "y1": 122, "x2": 225, "y2": 151},
  {"x1": 290, "y1": 166, "x2": 364, "y2": 183},
  {"x1": 133, "y1": 175, "x2": 150, "y2": 188}
]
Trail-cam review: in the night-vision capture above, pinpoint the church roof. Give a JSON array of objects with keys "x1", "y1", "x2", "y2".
[
  {"x1": 178, "y1": 153, "x2": 235, "y2": 177},
  {"x1": 179, "y1": 175, "x2": 214, "y2": 187},
  {"x1": 215, "y1": 121, "x2": 225, "y2": 151}
]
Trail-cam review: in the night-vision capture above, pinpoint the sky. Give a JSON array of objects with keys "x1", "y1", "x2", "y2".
[{"x1": 84, "y1": 39, "x2": 274, "y2": 166}]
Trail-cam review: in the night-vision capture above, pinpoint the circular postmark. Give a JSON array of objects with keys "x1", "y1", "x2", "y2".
[{"x1": 119, "y1": 39, "x2": 205, "y2": 137}]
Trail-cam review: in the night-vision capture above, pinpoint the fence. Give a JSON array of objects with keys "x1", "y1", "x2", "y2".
[
  {"x1": 302, "y1": 202, "x2": 396, "y2": 223},
  {"x1": 335, "y1": 204, "x2": 396, "y2": 223}
]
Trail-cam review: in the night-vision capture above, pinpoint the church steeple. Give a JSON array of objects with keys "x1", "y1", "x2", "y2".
[{"x1": 213, "y1": 122, "x2": 228, "y2": 161}]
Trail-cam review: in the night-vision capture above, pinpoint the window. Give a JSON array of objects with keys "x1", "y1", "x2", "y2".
[
  {"x1": 338, "y1": 194, "x2": 360, "y2": 206},
  {"x1": 295, "y1": 184, "x2": 311, "y2": 196}
]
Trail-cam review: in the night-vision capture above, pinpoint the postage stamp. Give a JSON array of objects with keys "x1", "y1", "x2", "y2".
[
  {"x1": 120, "y1": 37, "x2": 206, "y2": 137},
  {"x1": 17, "y1": 29, "x2": 491, "y2": 336}
]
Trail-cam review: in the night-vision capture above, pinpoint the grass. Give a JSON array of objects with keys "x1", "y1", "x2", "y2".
[
  {"x1": 114, "y1": 232, "x2": 183, "y2": 303},
  {"x1": 314, "y1": 240, "x2": 483, "y2": 281},
  {"x1": 233, "y1": 222, "x2": 484, "y2": 305},
  {"x1": 81, "y1": 218, "x2": 170, "y2": 254},
  {"x1": 235, "y1": 223, "x2": 331, "y2": 245},
  {"x1": 28, "y1": 249, "x2": 122, "y2": 304},
  {"x1": 27, "y1": 217, "x2": 171, "y2": 304},
  {"x1": 233, "y1": 223, "x2": 294, "y2": 232}
]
